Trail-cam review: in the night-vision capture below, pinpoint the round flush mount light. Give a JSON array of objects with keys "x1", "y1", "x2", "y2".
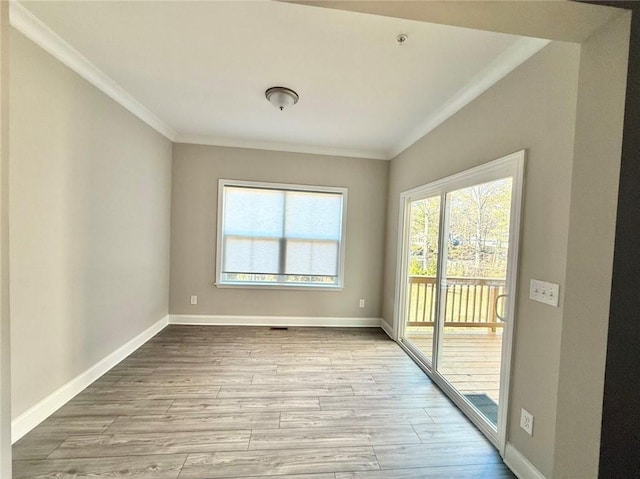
[{"x1": 265, "y1": 86, "x2": 299, "y2": 111}]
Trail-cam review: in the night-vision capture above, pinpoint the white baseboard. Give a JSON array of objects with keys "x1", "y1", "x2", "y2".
[
  {"x1": 11, "y1": 314, "x2": 382, "y2": 443},
  {"x1": 504, "y1": 442, "x2": 546, "y2": 479},
  {"x1": 379, "y1": 319, "x2": 394, "y2": 339},
  {"x1": 11, "y1": 315, "x2": 169, "y2": 443},
  {"x1": 169, "y1": 314, "x2": 382, "y2": 328}
]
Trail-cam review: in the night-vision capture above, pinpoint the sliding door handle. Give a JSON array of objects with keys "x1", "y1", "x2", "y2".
[{"x1": 496, "y1": 294, "x2": 508, "y2": 322}]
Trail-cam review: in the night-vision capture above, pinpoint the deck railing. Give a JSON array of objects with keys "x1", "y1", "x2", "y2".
[{"x1": 407, "y1": 276, "x2": 506, "y2": 330}]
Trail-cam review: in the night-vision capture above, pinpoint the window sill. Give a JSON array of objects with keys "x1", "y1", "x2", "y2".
[{"x1": 214, "y1": 282, "x2": 344, "y2": 291}]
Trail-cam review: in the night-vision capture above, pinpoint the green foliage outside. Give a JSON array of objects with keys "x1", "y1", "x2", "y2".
[{"x1": 409, "y1": 178, "x2": 512, "y2": 279}]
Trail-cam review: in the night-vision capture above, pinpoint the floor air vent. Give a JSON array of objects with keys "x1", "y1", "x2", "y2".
[{"x1": 270, "y1": 327, "x2": 288, "y2": 330}]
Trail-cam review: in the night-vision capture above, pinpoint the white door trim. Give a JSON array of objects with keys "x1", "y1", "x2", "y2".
[{"x1": 392, "y1": 149, "x2": 526, "y2": 455}]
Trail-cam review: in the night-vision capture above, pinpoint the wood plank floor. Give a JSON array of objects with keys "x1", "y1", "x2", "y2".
[{"x1": 12, "y1": 325, "x2": 515, "y2": 478}]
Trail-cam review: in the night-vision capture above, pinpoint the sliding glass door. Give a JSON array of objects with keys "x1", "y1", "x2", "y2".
[
  {"x1": 395, "y1": 151, "x2": 524, "y2": 451},
  {"x1": 437, "y1": 178, "x2": 512, "y2": 427},
  {"x1": 403, "y1": 195, "x2": 441, "y2": 364}
]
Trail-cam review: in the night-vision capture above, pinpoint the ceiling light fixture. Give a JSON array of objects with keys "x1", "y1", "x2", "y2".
[{"x1": 265, "y1": 86, "x2": 299, "y2": 111}]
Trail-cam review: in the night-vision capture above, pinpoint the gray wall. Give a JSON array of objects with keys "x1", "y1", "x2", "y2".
[
  {"x1": 6, "y1": 5, "x2": 630, "y2": 477},
  {"x1": 10, "y1": 30, "x2": 173, "y2": 418},
  {"x1": 170, "y1": 144, "x2": 388, "y2": 318},
  {"x1": 385, "y1": 42, "x2": 581, "y2": 476},
  {"x1": 0, "y1": 2, "x2": 10, "y2": 475},
  {"x1": 553, "y1": 13, "x2": 630, "y2": 478},
  {"x1": 383, "y1": 17, "x2": 629, "y2": 475}
]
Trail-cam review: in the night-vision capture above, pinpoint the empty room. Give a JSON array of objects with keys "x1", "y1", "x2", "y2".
[{"x1": 0, "y1": 1, "x2": 639, "y2": 478}]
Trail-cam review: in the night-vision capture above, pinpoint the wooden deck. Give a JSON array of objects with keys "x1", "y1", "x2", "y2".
[
  {"x1": 12, "y1": 325, "x2": 515, "y2": 478},
  {"x1": 404, "y1": 329, "x2": 503, "y2": 403}
]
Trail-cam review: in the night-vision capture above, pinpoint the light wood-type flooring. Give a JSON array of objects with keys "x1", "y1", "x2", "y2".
[{"x1": 12, "y1": 325, "x2": 516, "y2": 478}]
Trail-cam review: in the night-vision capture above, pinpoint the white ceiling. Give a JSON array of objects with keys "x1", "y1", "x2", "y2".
[{"x1": 15, "y1": 1, "x2": 548, "y2": 160}]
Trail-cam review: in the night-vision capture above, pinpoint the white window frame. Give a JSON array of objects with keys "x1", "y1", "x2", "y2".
[{"x1": 215, "y1": 179, "x2": 348, "y2": 290}]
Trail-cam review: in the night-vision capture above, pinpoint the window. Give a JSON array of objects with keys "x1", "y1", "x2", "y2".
[{"x1": 216, "y1": 179, "x2": 347, "y2": 289}]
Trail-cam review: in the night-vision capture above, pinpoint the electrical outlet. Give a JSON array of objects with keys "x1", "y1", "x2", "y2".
[
  {"x1": 520, "y1": 408, "x2": 534, "y2": 435},
  {"x1": 359, "y1": 299, "x2": 365, "y2": 308},
  {"x1": 190, "y1": 295, "x2": 197, "y2": 305},
  {"x1": 529, "y1": 279, "x2": 560, "y2": 307}
]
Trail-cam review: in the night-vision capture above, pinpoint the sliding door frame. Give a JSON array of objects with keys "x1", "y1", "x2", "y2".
[{"x1": 392, "y1": 150, "x2": 526, "y2": 455}]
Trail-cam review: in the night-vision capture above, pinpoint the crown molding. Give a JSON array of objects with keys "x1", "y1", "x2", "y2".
[
  {"x1": 176, "y1": 133, "x2": 389, "y2": 161},
  {"x1": 9, "y1": 1, "x2": 177, "y2": 141},
  {"x1": 390, "y1": 36, "x2": 551, "y2": 159},
  {"x1": 9, "y1": 0, "x2": 547, "y2": 162}
]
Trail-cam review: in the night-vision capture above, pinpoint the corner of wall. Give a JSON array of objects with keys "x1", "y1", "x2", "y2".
[
  {"x1": 0, "y1": 0, "x2": 10, "y2": 475},
  {"x1": 552, "y1": 12, "x2": 631, "y2": 478},
  {"x1": 11, "y1": 315, "x2": 169, "y2": 443},
  {"x1": 379, "y1": 318, "x2": 394, "y2": 339},
  {"x1": 504, "y1": 443, "x2": 547, "y2": 479}
]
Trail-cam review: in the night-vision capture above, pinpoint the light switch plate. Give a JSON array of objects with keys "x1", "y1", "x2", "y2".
[{"x1": 529, "y1": 279, "x2": 560, "y2": 307}]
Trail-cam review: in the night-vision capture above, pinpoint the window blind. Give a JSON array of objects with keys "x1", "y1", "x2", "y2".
[{"x1": 220, "y1": 184, "x2": 345, "y2": 285}]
